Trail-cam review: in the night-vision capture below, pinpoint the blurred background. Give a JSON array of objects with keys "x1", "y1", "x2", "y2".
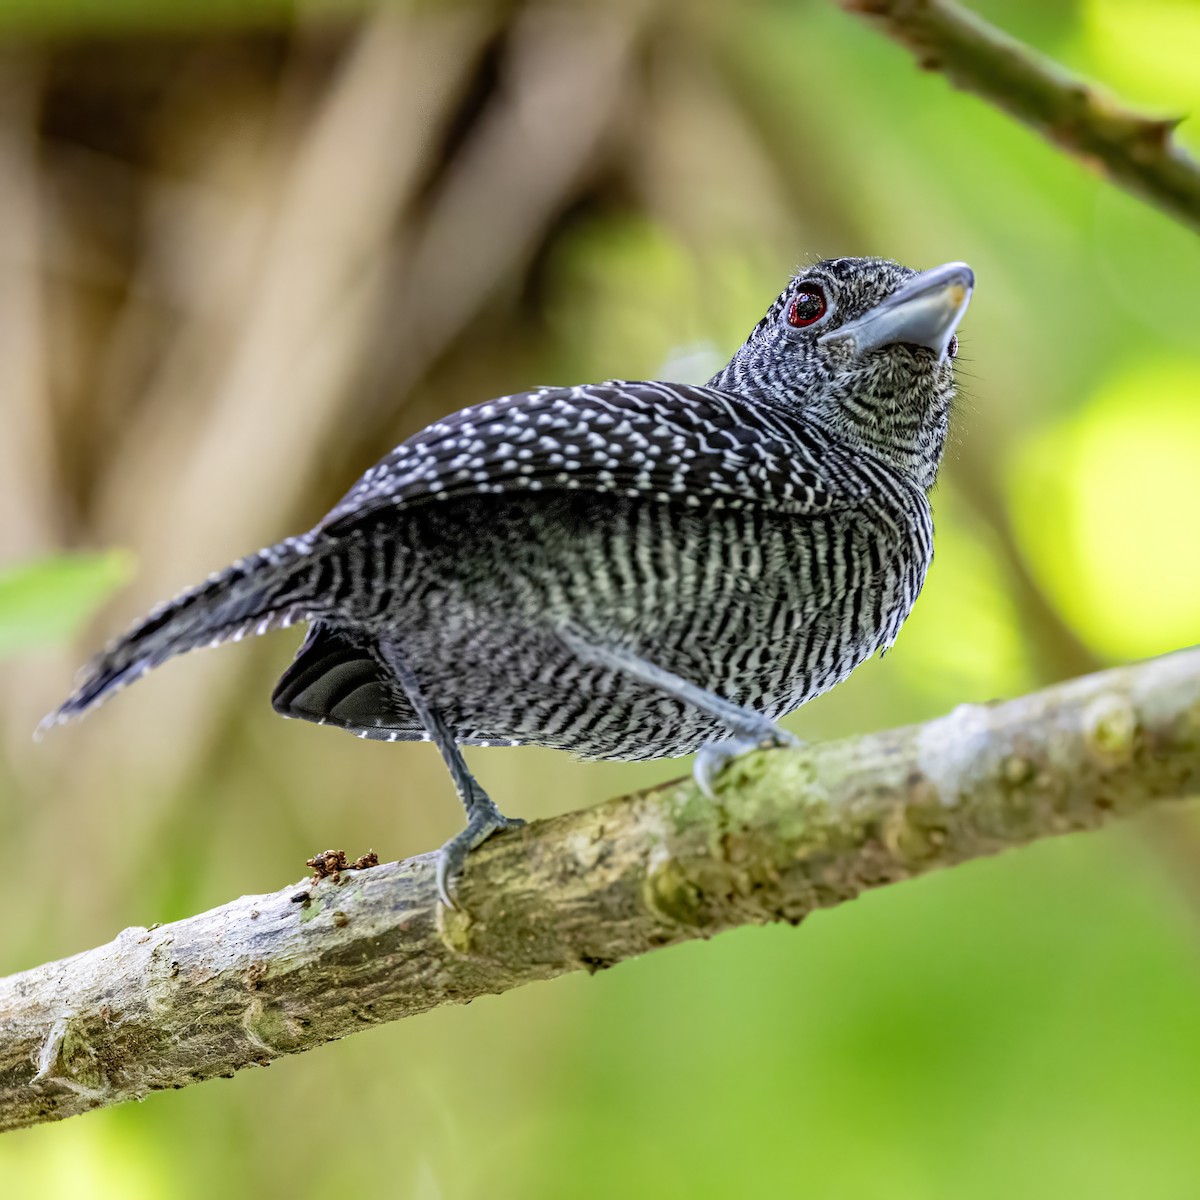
[{"x1": 2, "y1": 0, "x2": 1200, "y2": 1195}]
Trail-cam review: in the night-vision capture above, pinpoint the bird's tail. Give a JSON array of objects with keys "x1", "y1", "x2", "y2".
[{"x1": 39, "y1": 533, "x2": 334, "y2": 736}]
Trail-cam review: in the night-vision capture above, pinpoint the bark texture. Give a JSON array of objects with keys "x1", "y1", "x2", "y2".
[
  {"x1": 3, "y1": 648, "x2": 1200, "y2": 1132},
  {"x1": 839, "y1": 0, "x2": 1200, "y2": 233}
]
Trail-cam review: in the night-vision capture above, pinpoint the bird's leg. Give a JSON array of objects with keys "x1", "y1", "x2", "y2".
[
  {"x1": 557, "y1": 629, "x2": 800, "y2": 799},
  {"x1": 377, "y1": 640, "x2": 525, "y2": 908}
]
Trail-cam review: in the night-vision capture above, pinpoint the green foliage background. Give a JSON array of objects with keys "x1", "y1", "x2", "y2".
[{"x1": 1, "y1": 0, "x2": 1199, "y2": 1195}]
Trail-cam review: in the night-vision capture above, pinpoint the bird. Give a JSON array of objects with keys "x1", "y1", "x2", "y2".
[{"x1": 42, "y1": 256, "x2": 974, "y2": 906}]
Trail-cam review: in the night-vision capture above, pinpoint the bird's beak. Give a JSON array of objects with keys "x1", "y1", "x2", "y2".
[{"x1": 819, "y1": 262, "x2": 974, "y2": 362}]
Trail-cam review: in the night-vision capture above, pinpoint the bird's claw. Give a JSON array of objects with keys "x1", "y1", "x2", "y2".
[
  {"x1": 693, "y1": 724, "x2": 801, "y2": 800},
  {"x1": 435, "y1": 805, "x2": 526, "y2": 910}
]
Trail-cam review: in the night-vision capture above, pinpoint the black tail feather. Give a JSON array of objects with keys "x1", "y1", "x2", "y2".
[{"x1": 38, "y1": 534, "x2": 328, "y2": 736}]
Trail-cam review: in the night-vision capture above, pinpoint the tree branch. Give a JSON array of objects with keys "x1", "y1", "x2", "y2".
[
  {"x1": 838, "y1": 0, "x2": 1200, "y2": 234},
  {"x1": 3, "y1": 649, "x2": 1200, "y2": 1132}
]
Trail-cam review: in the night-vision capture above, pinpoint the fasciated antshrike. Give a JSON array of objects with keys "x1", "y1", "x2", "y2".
[{"x1": 44, "y1": 257, "x2": 974, "y2": 905}]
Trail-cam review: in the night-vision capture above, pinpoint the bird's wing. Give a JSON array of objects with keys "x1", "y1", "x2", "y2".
[{"x1": 319, "y1": 380, "x2": 843, "y2": 534}]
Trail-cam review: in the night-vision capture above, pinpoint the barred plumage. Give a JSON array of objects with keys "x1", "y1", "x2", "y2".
[{"x1": 45, "y1": 256, "x2": 973, "y2": 905}]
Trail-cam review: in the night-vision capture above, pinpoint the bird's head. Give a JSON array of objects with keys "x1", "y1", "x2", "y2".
[{"x1": 712, "y1": 257, "x2": 973, "y2": 490}]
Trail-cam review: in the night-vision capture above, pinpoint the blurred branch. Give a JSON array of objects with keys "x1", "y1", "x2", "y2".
[
  {"x1": 837, "y1": 0, "x2": 1200, "y2": 234},
  {"x1": 0, "y1": 54, "x2": 68, "y2": 766},
  {"x1": 4, "y1": 648, "x2": 1200, "y2": 1131},
  {"x1": 355, "y1": 3, "x2": 648, "y2": 424},
  {"x1": 0, "y1": 52, "x2": 52, "y2": 560}
]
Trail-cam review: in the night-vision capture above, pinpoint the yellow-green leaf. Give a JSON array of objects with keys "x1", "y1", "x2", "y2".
[{"x1": 0, "y1": 552, "x2": 134, "y2": 660}]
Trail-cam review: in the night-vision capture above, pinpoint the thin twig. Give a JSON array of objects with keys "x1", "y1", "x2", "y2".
[
  {"x1": 3, "y1": 647, "x2": 1199, "y2": 1132},
  {"x1": 838, "y1": 0, "x2": 1200, "y2": 233}
]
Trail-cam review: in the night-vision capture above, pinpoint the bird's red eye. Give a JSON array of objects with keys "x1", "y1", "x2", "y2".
[
  {"x1": 787, "y1": 285, "x2": 827, "y2": 327},
  {"x1": 947, "y1": 334, "x2": 958, "y2": 359}
]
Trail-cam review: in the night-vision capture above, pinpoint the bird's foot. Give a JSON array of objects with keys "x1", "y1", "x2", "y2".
[
  {"x1": 435, "y1": 800, "x2": 526, "y2": 910},
  {"x1": 693, "y1": 720, "x2": 801, "y2": 800}
]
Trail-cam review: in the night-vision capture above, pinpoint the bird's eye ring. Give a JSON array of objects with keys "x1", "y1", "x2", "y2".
[{"x1": 787, "y1": 285, "x2": 827, "y2": 328}]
